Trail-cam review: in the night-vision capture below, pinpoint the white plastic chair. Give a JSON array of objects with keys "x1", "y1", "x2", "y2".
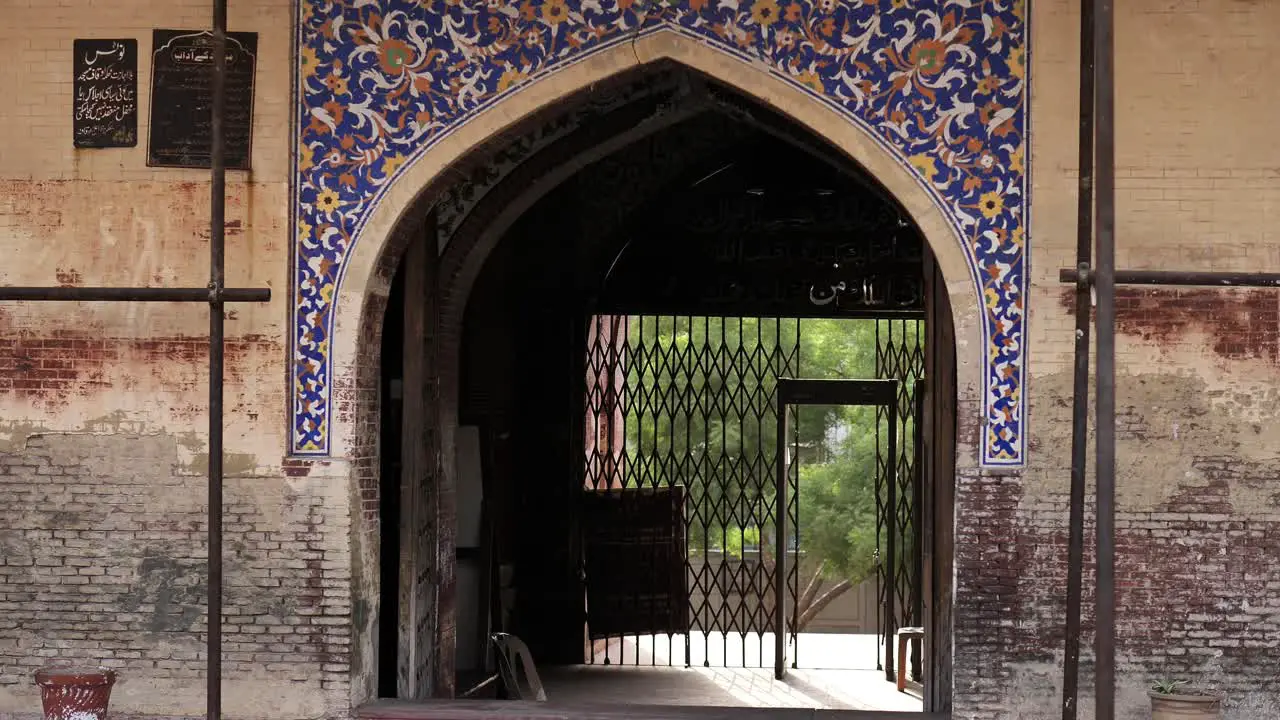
[{"x1": 490, "y1": 632, "x2": 547, "y2": 702}]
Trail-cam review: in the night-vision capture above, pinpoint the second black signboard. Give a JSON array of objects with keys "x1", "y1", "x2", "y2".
[{"x1": 148, "y1": 29, "x2": 258, "y2": 170}]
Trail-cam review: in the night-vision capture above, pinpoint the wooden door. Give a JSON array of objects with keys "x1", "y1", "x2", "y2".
[
  {"x1": 581, "y1": 486, "x2": 689, "y2": 641},
  {"x1": 398, "y1": 214, "x2": 451, "y2": 698},
  {"x1": 921, "y1": 248, "x2": 956, "y2": 711}
]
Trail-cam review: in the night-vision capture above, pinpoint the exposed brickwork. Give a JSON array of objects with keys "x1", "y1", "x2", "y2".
[
  {"x1": 950, "y1": 469, "x2": 1031, "y2": 717},
  {"x1": 0, "y1": 333, "x2": 279, "y2": 411},
  {"x1": 0, "y1": 2, "x2": 345, "y2": 716},
  {"x1": 999, "y1": 410, "x2": 1280, "y2": 718},
  {"x1": 344, "y1": 285, "x2": 390, "y2": 704},
  {"x1": 5, "y1": 0, "x2": 1280, "y2": 718},
  {"x1": 0, "y1": 433, "x2": 352, "y2": 717},
  {"x1": 1059, "y1": 287, "x2": 1280, "y2": 364},
  {"x1": 989, "y1": 0, "x2": 1280, "y2": 717},
  {"x1": 1000, "y1": 377, "x2": 1280, "y2": 718}
]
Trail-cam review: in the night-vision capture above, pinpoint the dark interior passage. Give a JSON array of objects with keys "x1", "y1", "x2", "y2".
[{"x1": 375, "y1": 69, "x2": 957, "y2": 710}]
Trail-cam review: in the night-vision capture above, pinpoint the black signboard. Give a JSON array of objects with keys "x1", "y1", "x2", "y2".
[
  {"x1": 147, "y1": 29, "x2": 257, "y2": 170},
  {"x1": 73, "y1": 39, "x2": 138, "y2": 148}
]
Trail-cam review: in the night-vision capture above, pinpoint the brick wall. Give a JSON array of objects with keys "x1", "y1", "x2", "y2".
[
  {"x1": 981, "y1": 1, "x2": 1280, "y2": 718},
  {"x1": 0, "y1": 1, "x2": 365, "y2": 718},
  {"x1": 0, "y1": 434, "x2": 353, "y2": 718},
  {"x1": 4, "y1": 0, "x2": 1280, "y2": 718}
]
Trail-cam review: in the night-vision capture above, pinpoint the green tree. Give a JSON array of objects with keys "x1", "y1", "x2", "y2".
[
  {"x1": 792, "y1": 403, "x2": 880, "y2": 628},
  {"x1": 606, "y1": 315, "x2": 919, "y2": 630}
]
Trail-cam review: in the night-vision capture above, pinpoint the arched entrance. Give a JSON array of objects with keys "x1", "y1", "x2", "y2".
[
  {"x1": 363, "y1": 58, "x2": 964, "y2": 714},
  {"x1": 292, "y1": 0, "x2": 1033, "y2": 704}
]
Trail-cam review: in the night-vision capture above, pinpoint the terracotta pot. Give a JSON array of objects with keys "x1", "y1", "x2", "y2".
[
  {"x1": 33, "y1": 667, "x2": 117, "y2": 720},
  {"x1": 1149, "y1": 690, "x2": 1223, "y2": 720}
]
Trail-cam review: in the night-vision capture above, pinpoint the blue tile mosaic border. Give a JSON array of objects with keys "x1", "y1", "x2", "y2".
[{"x1": 292, "y1": 0, "x2": 1029, "y2": 467}]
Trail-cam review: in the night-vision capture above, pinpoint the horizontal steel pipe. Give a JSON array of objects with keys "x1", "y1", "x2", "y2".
[
  {"x1": 1059, "y1": 268, "x2": 1280, "y2": 288},
  {"x1": 0, "y1": 287, "x2": 271, "y2": 303}
]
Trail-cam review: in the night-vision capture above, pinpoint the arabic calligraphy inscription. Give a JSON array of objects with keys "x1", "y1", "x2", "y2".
[{"x1": 73, "y1": 39, "x2": 138, "y2": 148}]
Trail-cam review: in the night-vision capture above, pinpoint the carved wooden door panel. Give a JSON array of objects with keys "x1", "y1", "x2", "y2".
[
  {"x1": 922, "y1": 249, "x2": 956, "y2": 711},
  {"x1": 398, "y1": 213, "x2": 446, "y2": 698}
]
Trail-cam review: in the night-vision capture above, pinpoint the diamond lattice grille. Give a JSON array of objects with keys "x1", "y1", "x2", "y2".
[
  {"x1": 582, "y1": 315, "x2": 923, "y2": 671},
  {"x1": 873, "y1": 318, "x2": 925, "y2": 674},
  {"x1": 583, "y1": 315, "x2": 800, "y2": 668}
]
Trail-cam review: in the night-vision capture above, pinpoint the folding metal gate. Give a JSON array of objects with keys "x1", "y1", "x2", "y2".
[
  {"x1": 581, "y1": 314, "x2": 801, "y2": 668},
  {"x1": 581, "y1": 314, "x2": 924, "y2": 671},
  {"x1": 574, "y1": 124, "x2": 934, "y2": 671},
  {"x1": 874, "y1": 319, "x2": 926, "y2": 678}
]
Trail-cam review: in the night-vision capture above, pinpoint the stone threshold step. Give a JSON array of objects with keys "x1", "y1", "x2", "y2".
[{"x1": 358, "y1": 700, "x2": 948, "y2": 720}]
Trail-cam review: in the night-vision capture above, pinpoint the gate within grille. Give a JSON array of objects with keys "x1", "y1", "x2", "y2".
[{"x1": 581, "y1": 314, "x2": 923, "y2": 670}]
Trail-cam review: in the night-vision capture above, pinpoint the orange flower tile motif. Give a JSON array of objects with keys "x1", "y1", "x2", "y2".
[{"x1": 292, "y1": 0, "x2": 1029, "y2": 467}]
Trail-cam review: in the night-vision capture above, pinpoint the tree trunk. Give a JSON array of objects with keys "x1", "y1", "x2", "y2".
[
  {"x1": 796, "y1": 578, "x2": 854, "y2": 631},
  {"x1": 758, "y1": 540, "x2": 858, "y2": 633},
  {"x1": 798, "y1": 561, "x2": 826, "y2": 612}
]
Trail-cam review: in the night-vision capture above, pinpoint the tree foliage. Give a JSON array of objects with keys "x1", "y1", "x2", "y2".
[{"x1": 612, "y1": 314, "x2": 920, "y2": 629}]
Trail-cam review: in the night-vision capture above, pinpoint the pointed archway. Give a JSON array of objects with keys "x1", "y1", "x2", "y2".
[
  {"x1": 288, "y1": 7, "x2": 1026, "y2": 711},
  {"x1": 371, "y1": 67, "x2": 964, "y2": 710}
]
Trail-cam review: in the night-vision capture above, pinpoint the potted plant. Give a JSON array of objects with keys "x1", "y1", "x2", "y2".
[{"x1": 1149, "y1": 678, "x2": 1223, "y2": 720}]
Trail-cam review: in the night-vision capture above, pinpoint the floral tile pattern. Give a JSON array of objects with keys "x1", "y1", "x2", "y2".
[{"x1": 293, "y1": 0, "x2": 1028, "y2": 467}]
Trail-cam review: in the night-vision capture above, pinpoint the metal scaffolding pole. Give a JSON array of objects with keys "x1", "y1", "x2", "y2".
[
  {"x1": 1059, "y1": 6, "x2": 1280, "y2": 709},
  {"x1": 208, "y1": 0, "x2": 229, "y2": 717},
  {"x1": 1092, "y1": 0, "x2": 1117, "y2": 717},
  {"x1": 1059, "y1": 269, "x2": 1280, "y2": 288},
  {"x1": 0, "y1": 288, "x2": 269, "y2": 302},
  {"x1": 1062, "y1": 0, "x2": 1095, "y2": 715}
]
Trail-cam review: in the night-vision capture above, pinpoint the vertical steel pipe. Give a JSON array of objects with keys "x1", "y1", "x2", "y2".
[
  {"x1": 774, "y1": 395, "x2": 788, "y2": 681},
  {"x1": 911, "y1": 378, "x2": 924, "y2": 681},
  {"x1": 1062, "y1": 0, "x2": 1095, "y2": 716},
  {"x1": 1093, "y1": 0, "x2": 1117, "y2": 717},
  {"x1": 207, "y1": 0, "x2": 228, "y2": 718},
  {"x1": 884, "y1": 389, "x2": 897, "y2": 684}
]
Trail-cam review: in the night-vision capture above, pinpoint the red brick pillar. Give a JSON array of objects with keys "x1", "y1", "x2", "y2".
[{"x1": 34, "y1": 667, "x2": 116, "y2": 720}]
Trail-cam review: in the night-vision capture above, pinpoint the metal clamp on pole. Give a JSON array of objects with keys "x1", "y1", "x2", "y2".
[{"x1": 1073, "y1": 263, "x2": 1091, "y2": 290}]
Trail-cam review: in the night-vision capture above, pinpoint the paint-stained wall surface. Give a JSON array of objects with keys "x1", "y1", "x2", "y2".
[
  {"x1": 0, "y1": 1, "x2": 359, "y2": 718},
  {"x1": 1004, "y1": 2, "x2": 1280, "y2": 718},
  {"x1": 2, "y1": 1, "x2": 1280, "y2": 719}
]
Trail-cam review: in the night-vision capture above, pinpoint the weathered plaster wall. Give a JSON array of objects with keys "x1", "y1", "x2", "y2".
[
  {"x1": 3, "y1": 0, "x2": 1280, "y2": 719},
  {"x1": 0, "y1": 1, "x2": 361, "y2": 718},
  {"x1": 993, "y1": 1, "x2": 1280, "y2": 718}
]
